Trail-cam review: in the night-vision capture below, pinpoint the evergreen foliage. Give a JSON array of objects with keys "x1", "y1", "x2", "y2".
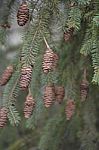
[{"x1": 1, "y1": 0, "x2": 99, "y2": 149}]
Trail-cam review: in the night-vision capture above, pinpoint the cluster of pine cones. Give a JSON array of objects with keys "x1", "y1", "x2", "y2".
[
  {"x1": 43, "y1": 85, "x2": 76, "y2": 121},
  {"x1": 24, "y1": 85, "x2": 65, "y2": 119},
  {"x1": 0, "y1": 91, "x2": 36, "y2": 127},
  {"x1": 0, "y1": 1, "x2": 90, "y2": 127},
  {"x1": 0, "y1": 86, "x2": 76, "y2": 128},
  {"x1": 43, "y1": 84, "x2": 65, "y2": 108},
  {"x1": 24, "y1": 84, "x2": 65, "y2": 118},
  {"x1": 0, "y1": 64, "x2": 89, "y2": 127}
]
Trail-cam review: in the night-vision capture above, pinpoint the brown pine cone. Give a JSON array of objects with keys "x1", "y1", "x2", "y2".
[
  {"x1": 0, "y1": 107, "x2": 8, "y2": 128},
  {"x1": 80, "y1": 69, "x2": 89, "y2": 102},
  {"x1": 55, "y1": 86, "x2": 65, "y2": 104},
  {"x1": 24, "y1": 93, "x2": 35, "y2": 119},
  {"x1": 20, "y1": 65, "x2": 33, "y2": 90},
  {"x1": 43, "y1": 84, "x2": 55, "y2": 108},
  {"x1": 52, "y1": 53, "x2": 59, "y2": 70},
  {"x1": 65, "y1": 99, "x2": 75, "y2": 120},
  {"x1": 0, "y1": 65, "x2": 13, "y2": 86},
  {"x1": 64, "y1": 28, "x2": 74, "y2": 42},
  {"x1": 80, "y1": 79, "x2": 89, "y2": 102},
  {"x1": 42, "y1": 48, "x2": 56, "y2": 74},
  {"x1": 17, "y1": 2, "x2": 29, "y2": 26}
]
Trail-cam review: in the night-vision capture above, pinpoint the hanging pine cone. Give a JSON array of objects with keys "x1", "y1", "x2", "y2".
[
  {"x1": 43, "y1": 84, "x2": 55, "y2": 108},
  {"x1": 42, "y1": 37, "x2": 59, "y2": 73},
  {"x1": 20, "y1": 65, "x2": 33, "y2": 90},
  {"x1": 80, "y1": 69, "x2": 89, "y2": 102},
  {"x1": 17, "y1": 1, "x2": 29, "y2": 26},
  {"x1": 80, "y1": 80, "x2": 89, "y2": 101},
  {"x1": 0, "y1": 107, "x2": 8, "y2": 128},
  {"x1": 52, "y1": 53, "x2": 59, "y2": 70},
  {"x1": 24, "y1": 93, "x2": 35, "y2": 118},
  {"x1": 42, "y1": 48, "x2": 55, "y2": 73},
  {"x1": 64, "y1": 27, "x2": 74, "y2": 42},
  {"x1": 0, "y1": 65, "x2": 13, "y2": 86},
  {"x1": 65, "y1": 99, "x2": 75, "y2": 120},
  {"x1": 55, "y1": 86, "x2": 65, "y2": 104}
]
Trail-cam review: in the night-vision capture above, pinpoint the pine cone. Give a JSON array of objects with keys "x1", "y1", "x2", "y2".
[
  {"x1": 17, "y1": 2, "x2": 29, "y2": 26},
  {"x1": 0, "y1": 65, "x2": 13, "y2": 86},
  {"x1": 55, "y1": 86, "x2": 65, "y2": 104},
  {"x1": 0, "y1": 107, "x2": 8, "y2": 128},
  {"x1": 24, "y1": 94, "x2": 35, "y2": 118},
  {"x1": 65, "y1": 99, "x2": 75, "y2": 120},
  {"x1": 52, "y1": 53, "x2": 59, "y2": 70},
  {"x1": 80, "y1": 79, "x2": 89, "y2": 102},
  {"x1": 42, "y1": 48, "x2": 56, "y2": 73},
  {"x1": 43, "y1": 85, "x2": 55, "y2": 108},
  {"x1": 64, "y1": 28, "x2": 74, "y2": 42},
  {"x1": 80, "y1": 69, "x2": 89, "y2": 102},
  {"x1": 20, "y1": 65, "x2": 33, "y2": 90}
]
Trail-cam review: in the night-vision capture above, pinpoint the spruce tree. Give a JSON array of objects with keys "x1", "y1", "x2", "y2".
[{"x1": 0, "y1": 0, "x2": 99, "y2": 150}]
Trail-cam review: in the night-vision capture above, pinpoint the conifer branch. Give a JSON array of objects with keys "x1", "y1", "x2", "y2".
[{"x1": 2, "y1": 68, "x2": 21, "y2": 126}]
